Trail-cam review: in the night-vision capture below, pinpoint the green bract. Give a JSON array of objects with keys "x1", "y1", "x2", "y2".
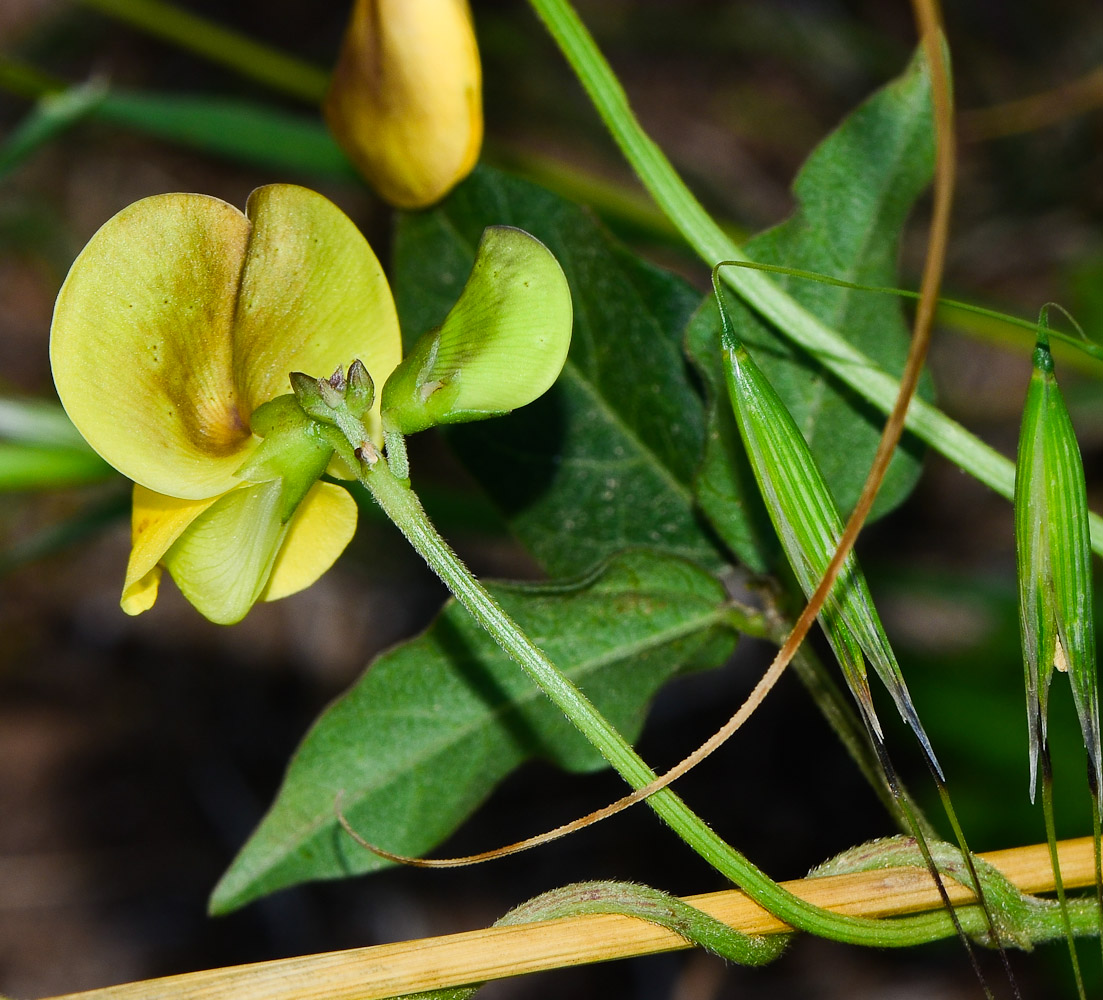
[
  {"x1": 714, "y1": 278, "x2": 939, "y2": 774},
  {"x1": 381, "y1": 226, "x2": 573, "y2": 435},
  {"x1": 1015, "y1": 326, "x2": 1100, "y2": 799}
]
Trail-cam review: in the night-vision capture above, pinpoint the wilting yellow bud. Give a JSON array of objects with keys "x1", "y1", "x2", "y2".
[{"x1": 325, "y1": 0, "x2": 483, "y2": 209}]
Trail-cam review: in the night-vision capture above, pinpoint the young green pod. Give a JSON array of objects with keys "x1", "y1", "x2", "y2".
[
  {"x1": 381, "y1": 226, "x2": 572, "y2": 436},
  {"x1": 713, "y1": 276, "x2": 940, "y2": 777},
  {"x1": 1015, "y1": 320, "x2": 1100, "y2": 801}
]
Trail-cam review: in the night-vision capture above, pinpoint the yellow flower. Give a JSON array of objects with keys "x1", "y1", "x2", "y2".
[
  {"x1": 324, "y1": 0, "x2": 482, "y2": 209},
  {"x1": 50, "y1": 184, "x2": 402, "y2": 624}
]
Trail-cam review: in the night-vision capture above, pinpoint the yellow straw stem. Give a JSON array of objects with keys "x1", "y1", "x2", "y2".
[{"x1": 42, "y1": 837, "x2": 1098, "y2": 1000}]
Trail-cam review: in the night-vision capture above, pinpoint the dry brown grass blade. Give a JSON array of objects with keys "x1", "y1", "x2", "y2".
[
  {"x1": 960, "y1": 66, "x2": 1103, "y2": 140},
  {"x1": 40, "y1": 837, "x2": 1097, "y2": 1000}
]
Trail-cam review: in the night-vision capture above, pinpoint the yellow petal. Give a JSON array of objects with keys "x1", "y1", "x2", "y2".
[
  {"x1": 163, "y1": 481, "x2": 286, "y2": 625},
  {"x1": 325, "y1": 0, "x2": 482, "y2": 208},
  {"x1": 262, "y1": 481, "x2": 358, "y2": 602},
  {"x1": 51, "y1": 186, "x2": 403, "y2": 499},
  {"x1": 51, "y1": 194, "x2": 254, "y2": 499},
  {"x1": 121, "y1": 485, "x2": 222, "y2": 615},
  {"x1": 121, "y1": 566, "x2": 161, "y2": 616},
  {"x1": 234, "y1": 185, "x2": 402, "y2": 443}
]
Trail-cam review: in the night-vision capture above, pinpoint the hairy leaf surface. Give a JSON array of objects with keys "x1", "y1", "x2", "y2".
[{"x1": 211, "y1": 550, "x2": 735, "y2": 912}]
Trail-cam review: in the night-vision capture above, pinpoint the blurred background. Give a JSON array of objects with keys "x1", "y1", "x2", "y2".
[{"x1": 2, "y1": 0, "x2": 1103, "y2": 997}]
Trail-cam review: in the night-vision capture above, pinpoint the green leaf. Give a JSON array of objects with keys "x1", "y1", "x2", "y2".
[
  {"x1": 1, "y1": 77, "x2": 354, "y2": 183},
  {"x1": 0, "y1": 399, "x2": 112, "y2": 490},
  {"x1": 0, "y1": 443, "x2": 112, "y2": 491},
  {"x1": 686, "y1": 51, "x2": 937, "y2": 571},
  {"x1": 0, "y1": 398, "x2": 99, "y2": 450},
  {"x1": 0, "y1": 80, "x2": 107, "y2": 182},
  {"x1": 393, "y1": 165, "x2": 724, "y2": 576},
  {"x1": 95, "y1": 91, "x2": 355, "y2": 180},
  {"x1": 210, "y1": 550, "x2": 735, "y2": 913}
]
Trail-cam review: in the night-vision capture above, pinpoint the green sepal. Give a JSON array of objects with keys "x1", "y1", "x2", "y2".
[
  {"x1": 381, "y1": 225, "x2": 572, "y2": 435},
  {"x1": 237, "y1": 395, "x2": 336, "y2": 521}
]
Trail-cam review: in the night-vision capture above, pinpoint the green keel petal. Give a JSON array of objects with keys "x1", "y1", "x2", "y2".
[
  {"x1": 163, "y1": 481, "x2": 287, "y2": 624},
  {"x1": 262, "y1": 481, "x2": 357, "y2": 602},
  {"x1": 381, "y1": 226, "x2": 572, "y2": 434}
]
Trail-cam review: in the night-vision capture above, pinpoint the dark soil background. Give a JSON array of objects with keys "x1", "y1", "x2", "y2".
[{"x1": 3, "y1": 1, "x2": 1103, "y2": 998}]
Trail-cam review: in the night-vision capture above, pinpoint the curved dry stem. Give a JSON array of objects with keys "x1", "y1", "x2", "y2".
[
  {"x1": 334, "y1": 640, "x2": 795, "y2": 868},
  {"x1": 960, "y1": 66, "x2": 1103, "y2": 140}
]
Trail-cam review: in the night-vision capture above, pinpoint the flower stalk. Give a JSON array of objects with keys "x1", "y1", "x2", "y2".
[{"x1": 349, "y1": 439, "x2": 1002, "y2": 948}]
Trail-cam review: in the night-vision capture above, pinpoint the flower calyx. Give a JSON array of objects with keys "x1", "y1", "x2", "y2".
[{"x1": 289, "y1": 360, "x2": 378, "y2": 469}]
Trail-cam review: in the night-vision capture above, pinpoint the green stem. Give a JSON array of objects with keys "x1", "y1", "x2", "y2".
[
  {"x1": 786, "y1": 631, "x2": 924, "y2": 838},
  {"x1": 525, "y1": 0, "x2": 1103, "y2": 560},
  {"x1": 1041, "y1": 750, "x2": 1088, "y2": 999},
  {"x1": 360, "y1": 456, "x2": 985, "y2": 948},
  {"x1": 72, "y1": 0, "x2": 329, "y2": 103}
]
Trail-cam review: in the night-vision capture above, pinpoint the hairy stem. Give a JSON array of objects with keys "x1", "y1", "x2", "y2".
[{"x1": 361, "y1": 455, "x2": 988, "y2": 947}]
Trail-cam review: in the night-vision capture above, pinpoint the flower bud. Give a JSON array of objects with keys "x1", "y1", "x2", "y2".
[{"x1": 325, "y1": 0, "x2": 483, "y2": 209}]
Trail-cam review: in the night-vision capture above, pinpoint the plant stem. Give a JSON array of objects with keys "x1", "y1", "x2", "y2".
[
  {"x1": 361, "y1": 457, "x2": 985, "y2": 947},
  {"x1": 72, "y1": 0, "x2": 328, "y2": 103},
  {"x1": 1041, "y1": 749, "x2": 1088, "y2": 998},
  {"x1": 786, "y1": 631, "x2": 927, "y2": 837},
  {"x1": 525, "y1": 0, "x2": 1103, "y2": 559},
  {"x1": 37, "y1": 837, "x2": 1103, "y2": 1000}
]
